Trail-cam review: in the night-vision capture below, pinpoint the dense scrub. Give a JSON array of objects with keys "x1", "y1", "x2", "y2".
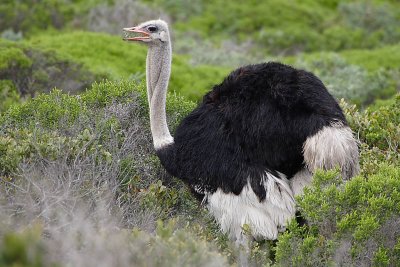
[
  {"x1": 0, "y1": 37, "x2": 104, "y2": 115},
  {"x1": 139, "y1": 0, "x2": 400, "y2": 63},
  {"x1": 1, "y1": 78, "x2": 399, "y2": 266},
  {"x1": 4, "y1": 0, "x2": 400, "y2": 56},
  {"x1": 0, "y1": 80, "x2": 230, "y2": 266},
  {"x1": 1, "y1": 0, "x2": 400, "y2": 266},
  {"x1": 0, "y1": 0, "x2": 105, "y2": 35},
  {"x1": 0, "y1": 31, "x2": 228, "y2": 107},
  {"x1": 274, "y1": 95, "x2": 400, "y2": 266},
  {"x1": 288, "y1": 52, "x2": 399, "y2": 106},
  {"x1": 1, "y1": 0, "x2": 399, "y2": 105}
]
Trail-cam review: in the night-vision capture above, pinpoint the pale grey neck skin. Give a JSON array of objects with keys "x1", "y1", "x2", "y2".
[{"x1": 146, "y1": 39, "x2": 174, "y2": 150}]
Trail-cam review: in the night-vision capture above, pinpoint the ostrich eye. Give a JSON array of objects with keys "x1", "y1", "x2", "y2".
[{"x1": 148, "y1": 26, "x2": 158, "y2": 32}]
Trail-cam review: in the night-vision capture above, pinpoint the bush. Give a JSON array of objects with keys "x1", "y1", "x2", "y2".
[
  {"x1": 0, "y1": 0, "x2": 105, "y2": 35},
  {"x1": 172, "y1": 0, "x2": 400, "y2": 55},
  {"x1": 338, "y1": 2, "x2": 400, "y2": 44},
  {"x1": 293, "y1": 54, "x2": 392, "y2": 106},
  {"x1": 275, "y1": 164, "x2": 400, "y2": 266},
  {"x1": 0, "y1": 220, "x2": 229, "y2": 267},
  {"x1": 87, "y1": 0, "x2": 169, "y2": 35},
  {"x1": 0, "y1": 80, "x2": 20, "y2": 112},
  {"x1": 341, "y1": 95, "x2": 400, "y2": 175},
  {"x1": 27, "y1": 31, "x2": 228, "y2": 101},
  {"x1": 0, "y1": 78, "x2": 231, "y2": 266},
  {"x1": 0, "y1": 226, "x2": 48, "y2": 267},
  {"x1": 273, "y1": 95, "x2": 400, "y2": 266},
  {"x1": 0, "y1": 38, "x2": 100, "y2": 98},
  {"x1": 341, "y1": 44, "x2": 400, "y2": 71}
]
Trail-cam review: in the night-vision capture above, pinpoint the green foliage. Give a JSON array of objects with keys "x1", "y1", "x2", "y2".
[
  {"x1": 358, "y1": 95, "x2": 400, "y2": 151},
  {"x1": 1, "y1": 80, "x2": 146, "y2": 130},
  {"x1": 0, "y1": 37, "x2": 100, "y2": 100},
  {"x1": 0, "y1": 78, "x2": 230, "y2": 266},
  {"x1": 342, "y1": 95, "x2": 400, "y2": 174},
  {"x1": 293, "y1": 54, "x2": 393, "y2": 106},
  {"x1": 292, "y1": 44, "x2": 400, "y2": 73},
  {"x1": 0, "y1": 80, "x2": 20, "y2": 112},
  {"x1": 0, "y1": 129, "x2": 32, "y2": 175},
  {"x1": 341, "y1": 44, "x2": 400, "y2": 72},
  {"x1": 3, "y1": 0, "x2": 400, "y2": 56},
  {"x1": 0, "y1": 226, "x2": 50, "y2": 267},
  {"x1": 0, "y1": 81, "x2": 132, "y2": 176},
  {"x1": 82, "y1": 80, "x2": 141, "y2": 107},
  {"x1": 275, "y1": 164, "x2": 400, "y2": 266},
  {"x1": 274, "y1": 96, "x2": 400, "y2": 265},
  {"x1": 1, "y1": 1, "x2": 400, "y2": 266},
  {"x1": 139, "y1": 180, "x2": 179, "y2": 218},
  {"x1": 3, "y1": 89, "x2": 84, "y2": 129},
  {"x1": 274, "y1": 221, "x2": 333, "y2": 267},
  {"x1": 135, "y1": 219, "x2": 228, "y2": 266},
  {"x1": 0, "y1": 0, "x2": 105, "y2": 35},
  {"x1": 27, "y1": 31, "x2": 228, "y2": 101},
  {"x1": 283, "y1": 45, "x2": 400, "y2": 105},
  {"x1": 0, "y1": 80, "x2": 199, "y2": 229},
  {"x1": 0, "y1": 41, "x2": 32, "y2": 70},
  {"x1": 1, "y1": 220, "x2": 228, "y2": 267},
  {"x1": 172, "y1": 0, "x2": 400, "y2": 55},
  {"x1": 143, "y1": 0, "x2": 203, "y2": 21},
  {"x1": 338, "y1": 2, "x2": 400, "y2": 45}
]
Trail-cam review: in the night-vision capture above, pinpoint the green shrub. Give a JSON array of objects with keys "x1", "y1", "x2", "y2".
[
  {"x1": 341, "y1": 44, "x2": 400, "y2": 71},
  {"x1": 293, "y1": 54, "x2": 392, "y2": 106},
  {"x1": 0, "y1": 41, "x2": 32, "y2": 70},
  {"x1": 275, "y1": 164, "x2": 400, "y2": 266},
  {"x1": 0, "y1": 77, "x2": 231, "y2": 266},
  {"x1": 0, "y1": 81, "x2": 197, "y2": 216},
  {"x1": 0, "y1": 80, "x2": 138, "y2": 177},
  {"x1": 143, "y1": 0, "x2": 203, "y2": 21},
  {"x1": 338, "y1": 2, "x2": 400, "y2": 45},
  {"x1": 3, "y1": 89, "x2": 85, "y2": 129},
  {"x1": 87, "y1": 0, "x2": 167, "y2": 35},
  {"x1": 0, "y1": 0, "x2": 105, "y2": 35},
  {"x1": 0, "y1": 80, "x2": 20, "y2": 112},
  {"x1": 0, "y1": 220, "x2": 228, "y2": 267},
  {"x1": 0, "y1": 226, "x2": 49, "y2": 267},
  {"x1": 130, "y1": 219, "x2": 228, "y2": 266},
  {"x1": 0, "y1": 38, "x2": 100, "y2": 98},
  {"x1": 342, "y1": 95, "x2": 400, "y2": 172},
  {"x1": 273, "y1": 96, "x2": 400, "y2": 266},
  {"x1": 172, "y1": 0, "x2": 400, "y2": 55},
  {"x1": 27, "y1": 31, "x2": 228, "y2": 101}
]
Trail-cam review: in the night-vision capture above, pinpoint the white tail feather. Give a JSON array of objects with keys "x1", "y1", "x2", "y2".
[{"x1": 303, "y1": 122, "x2": 359, "y2": 179}]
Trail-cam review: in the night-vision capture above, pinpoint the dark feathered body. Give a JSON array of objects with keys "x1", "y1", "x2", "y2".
[{"x1": 157, "y1": 62, "x2": 346, "y2": 201}]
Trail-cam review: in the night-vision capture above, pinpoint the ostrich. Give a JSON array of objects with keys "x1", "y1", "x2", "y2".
[{"x1": 123, "y1": 20, "x2": 359, "y2": 243}]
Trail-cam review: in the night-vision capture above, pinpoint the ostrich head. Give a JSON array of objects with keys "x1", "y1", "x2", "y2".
[{"x1": 123, "y1": 20, "x2": 170, "y2": 45}]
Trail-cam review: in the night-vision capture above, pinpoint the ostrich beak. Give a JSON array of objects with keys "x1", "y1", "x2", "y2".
[{"x1": 123, "y1": 27, "x2": 150, "y2": 42}]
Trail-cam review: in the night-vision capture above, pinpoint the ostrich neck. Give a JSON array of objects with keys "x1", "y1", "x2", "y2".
[{"x1": 147, "y1": 43, "x2": 174, "y2": 150}]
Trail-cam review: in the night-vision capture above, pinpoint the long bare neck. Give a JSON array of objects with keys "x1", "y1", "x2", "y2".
[{"x1": 147, "y1": 41, "x2": 174, "y2": 150}]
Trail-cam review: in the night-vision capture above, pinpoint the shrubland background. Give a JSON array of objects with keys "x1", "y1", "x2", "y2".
[{"x1": 0, "y1": 0, "x2": 399, "y2": 266}]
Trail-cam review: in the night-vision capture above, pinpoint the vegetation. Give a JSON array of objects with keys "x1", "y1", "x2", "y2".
[{"x1": 0, "y1": 0, "x2": 399, "y2": 266}]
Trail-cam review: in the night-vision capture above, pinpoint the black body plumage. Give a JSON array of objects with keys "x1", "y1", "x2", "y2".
[{"x1": 156, "y1": 62, "x2": 346, "y2": 201}]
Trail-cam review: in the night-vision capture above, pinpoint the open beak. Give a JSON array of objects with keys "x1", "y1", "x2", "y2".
[{"x1": 123, "y1": 27, "x2": 150, "y2": 42}]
